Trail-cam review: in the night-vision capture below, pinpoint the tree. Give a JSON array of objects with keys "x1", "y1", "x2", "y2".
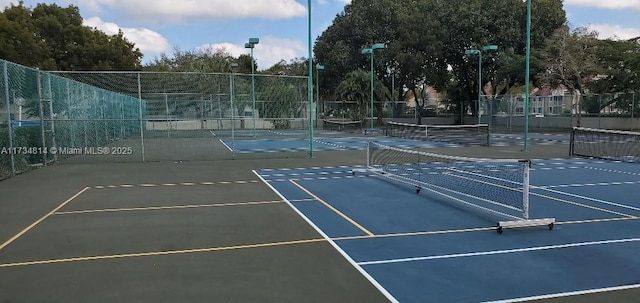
[
  {"x1": 536, "y1": 26, "x2": 600, "y2": 95},
  {"x1": 536, "y1": 26, "x2": 601, "y2": 124},
  {"x1": 314, "y1": 0, "x2": 405, "y2": 100},
  {"x1": 314, "y1": 0, "x2": 566, "y2": 119},
  {"x1": 145, "y1": 47, "x2": 236, "y2": 73},
  {"x1": 0, "y1": 2, "x2": 142, "y2": 70},
  {"x1": 582, "y1": 38, "x2": 640, "y2": 116},
  {"x1": 334, "y1": 69, "x2": 390, "y2": 123},
  {"x1": 263, "y1": 57, "x2": 308, "y2": 76},
  {"x1": 588, "y1": 39, "x2": 640, "y2": 93},
  {"x1": 442, "y1": 0, "x2": 565, "y2": 114}
]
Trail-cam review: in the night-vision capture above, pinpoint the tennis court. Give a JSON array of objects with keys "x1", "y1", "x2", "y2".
[
  {"x1": 221, "y1": 131, "x2": 570, "y2": 154},
  {"x1": 0, "y1": 155, "x2": 391, "y2": 302},
  {"x1": 1, "y1": 126, "x2": 638, "y2": 302},
  {"x1": 255, "y1": 156, "x2": 640, "y2": 302}
]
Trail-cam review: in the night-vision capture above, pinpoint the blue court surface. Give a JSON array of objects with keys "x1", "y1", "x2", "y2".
[
  {"x1": 221, "y1": 137, "x2": 458, "y2": 153},
  {"x1": 220, "y1": 132, "x2": 570, "y2": 153},
  {"x1": 254, "y1": 159, "x2": 640, "y2": 303}
]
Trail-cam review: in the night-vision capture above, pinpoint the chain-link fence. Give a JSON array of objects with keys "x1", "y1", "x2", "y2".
[
  {"x1": 479, "y1": 93, "x2": 639, "y2": 133},
  {"x1": 1, "y1": 60, "x2": 144, "y2": 179},
  {"x1": 321, "y1": 98, "x2": 460, "y2": 123},
  {"x1": 1, "y1": 60, "x2": 313, "y2": 180}
]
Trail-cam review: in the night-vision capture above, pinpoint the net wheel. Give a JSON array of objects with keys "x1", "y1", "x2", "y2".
[
  {"x1": 496, "y1": 226, "x2": 503, "y2": 234},
  {"x1": 415, "y1": 186, "x2": 421, "y2": 194},
  {"x1": 548, "y1": 223, "x2": 554, "y2": 230}
]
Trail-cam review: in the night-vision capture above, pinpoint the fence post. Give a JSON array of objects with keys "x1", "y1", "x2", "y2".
[
  {"x1": 46, "y1": 73, "x2": 57, "y2": 162},
  {"x1": 3, "y1": 61, "x2": 16, "y2": 176},
  {"x1": 137, "y1": 72, "x2": 145, "y2": 162},
  {"x1": 93, "y1": 90, "x2": 98, "y2": 146},
  {"x1": 598, "y1": 94, "x2": 602, "y2": 129},
  {"x1": 66, "y1": 81, "x2": 76, "y2": 147},
  {"x1": 82, "y1": 86, "x2": 88, "y2": 147},
  {"x1": 632, "y1": 92, "x2": 636, "y2": 131},
  {"x1": 37, "y1": 69, "x2": 48, "y2": 165},
  {"x1": 120, "y1": 95, "x2": 125, "y2": 139}
]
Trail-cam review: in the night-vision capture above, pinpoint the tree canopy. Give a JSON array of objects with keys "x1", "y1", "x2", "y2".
[
  {"x1": 3, "y1": 0, "x2": 638, "y2": 117},
  {"x1": 0, "y1": 2, "x2": 142, "y2": 70},
  {"x1": 314, "y1": 0, "x2": 567, "y2": 115},
  {"x1": 144, "y1": 47, "x2": 256, "y2": 74}
]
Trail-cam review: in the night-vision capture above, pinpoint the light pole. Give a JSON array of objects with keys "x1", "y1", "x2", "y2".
[
  {"x1": 315, "y1": 64, "x2": 324, "y2": 126},
  {"x1": 524, "y1": 0, "x2": 532, "y2": 151},
  {"x1": 245, "y1": 37, "x2": 259, "y2": 136},
  {"x1": 465, "y1": 45, "x2": 498, "y2": 123},
  {"x1": 361, "y1": 43, "x2": 385, "y2": 130},
  {"x1": 230, "y1": 62, "x2": 238, "y2": 157},
  {"x1": 307, "y1": 0, "x2": 314, "y2": 158}
]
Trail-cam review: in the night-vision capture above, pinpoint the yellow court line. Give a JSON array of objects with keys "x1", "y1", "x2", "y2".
[
  {"x1": 332, "y1": 216, "x2": 640, "y2": 241},
  {"x1": 556, "y1": 216, "x2": 640, "y2": 226},
  {"x1": 0, "y1": 187, "x2": 91, "y2": 251},
  {"x1": 289, "y1": 198, "x2": 317, "y2": 203},
  {"x1": 54, "y1": 200, "x2": 285, "y2": 215},
  {"x1": 333, "y1": 226, "x2": 497, "y2": 241},
  {"x1": 289, "y1": 179, "x2": 375, "y2": 237},
  {"x1": 0, "y1": 238, "x2": 326, "y2": 268},
  {"x1": 92, "y1": 180, "x2": 260, "y2": 189}
]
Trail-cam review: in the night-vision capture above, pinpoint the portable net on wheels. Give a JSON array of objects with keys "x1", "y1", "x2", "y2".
[
  {"x1": 385, "y1": 121, "x2": 491, "y2": 146},
  {"x1": 570, "y1": 127, "x2": 640, "y2": 163},
  {"x1": 354, "y1": 141, "x2": 555, "y2": 233}
]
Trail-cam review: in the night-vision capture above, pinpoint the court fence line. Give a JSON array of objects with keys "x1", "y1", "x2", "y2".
[{"x1": 0, "y1": 60, "x2": 313, "y2": 180}]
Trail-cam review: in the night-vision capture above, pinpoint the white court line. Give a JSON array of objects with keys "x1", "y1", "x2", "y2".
[
  {"x1": 357, "y1": 237, "x2": 640, "y2": 266},
  {"x1": 483, "y1": 284, "x2": 640, "y2": 303},
  {"x1": 534, "y1": 186, "x2": 640, "y2": 212},
  {"x1": 218, "y1": 139, "x2": 232, "y2": 151},
  {"x1": 252, "y1": 170, "x2": 399, "y2": 303}
]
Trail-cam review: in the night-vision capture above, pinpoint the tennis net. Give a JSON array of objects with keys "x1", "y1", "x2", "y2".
[
  {"x1": 356, "y1": 141, "x2": 554, "y2": 233},
  {"x1": 323, "y1": 119, "x2": 363, "y2": 132},
  {"x1": 385, "y1": 121, "x2": 490, "y2": 146},
  {"x1": 570, "y1": 127, "x2": 640, "y2": 163}
]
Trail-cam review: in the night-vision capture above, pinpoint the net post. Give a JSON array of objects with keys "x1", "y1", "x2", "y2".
[
  {"x1": 485, "y1": 124, "x2": 491, "y2": 146},
  {"x1": 366, "y1": 140, "x2": 371, "y2": 168},
  {"x1": 569, "y1": 127, "x2": 575, "y2": 157},
  {"x1": 520, "y1": 159, "x2": 531, "y2": 220}
]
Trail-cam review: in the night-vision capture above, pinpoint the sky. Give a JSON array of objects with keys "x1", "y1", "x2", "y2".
[{"x1": 2, "y1": 0, "x2": 640, "y2": 70}]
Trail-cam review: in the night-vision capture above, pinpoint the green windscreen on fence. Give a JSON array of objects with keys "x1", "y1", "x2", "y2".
[
  {"x1": 1, "y1": 60, "x2": 144, "y2": 179},
  {"x1": 1, "y1": 59, "x2": 315, "y2": 179}
]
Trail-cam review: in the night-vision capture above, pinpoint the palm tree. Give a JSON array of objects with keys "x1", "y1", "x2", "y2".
[{"x1": 335, "y1": 69, "x2": 390, "y2": 125}]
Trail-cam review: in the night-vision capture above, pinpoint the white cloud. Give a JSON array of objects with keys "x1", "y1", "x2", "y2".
[
  {"x1": 199, "y1": 36, "x2": 306, "y2": 70},
  {"x1": 564, "y1": 0, "x2": 640, "y2": 10},
  {"x1": 586, "y1": 24, "x2": 640, "y2": 40},
  {"x1": 0, "y1": 0, "x2": 18, "y2": 9},
  {"x1": 83, "y1": 16, "x2": 171, "y2": 58},
  {"x1": 76, "y1": 0, "x2": 306, "y2": 22}
]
